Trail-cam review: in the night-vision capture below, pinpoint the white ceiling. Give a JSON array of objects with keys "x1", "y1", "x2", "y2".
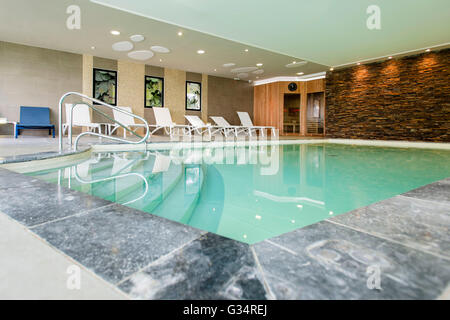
[
  {"x1": 0, "y1": 0, "x2": 448, "y2": 82},
  {"x1": 0, "y1": 0, "x2": 327, "y2": 81},
  {"x1": 92, "y1": 0, "x2": 450, "y2": 67}
]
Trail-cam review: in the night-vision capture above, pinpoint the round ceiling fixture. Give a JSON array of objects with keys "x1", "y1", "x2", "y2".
[
  {"x1": 285, "y1": 61, "x2": 308, "y2": 68},
  {"x1": 231, "y1": 67, "x2": 258, "y2": 73},
  {"x1": 223, "y1": 63, "x2": 235, "y2": 68},
  {"x1": 237, "y1": 73, "x2": 249, "y2": 78},
  {"x1": 130, "y1": 35, "x2": 145, "y2": 42},
  {"x1": 151, "y1": 46, "x2": 170, "y2": 53},
  {"x1": 112, "y1": 41, "x2": 134, "y2": 52},
  {"x1": 128, "y1": 50, "x2": 154, "y2": 60},
  {"x1": 253, "y1": 69, "x2": 264, "y2": 75}
]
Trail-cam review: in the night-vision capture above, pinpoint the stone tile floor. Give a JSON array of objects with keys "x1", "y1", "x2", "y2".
[{"x1": 0, "y1": 166, "x2": 448, "y2": 299}]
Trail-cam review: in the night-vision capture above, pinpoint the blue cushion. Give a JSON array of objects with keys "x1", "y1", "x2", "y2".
[{"x1": 19, "y1": 106, "x2": 51, "y2": 125}]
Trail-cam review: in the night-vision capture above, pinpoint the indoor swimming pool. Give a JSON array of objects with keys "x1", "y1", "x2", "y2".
[{"x1": 25, "y1": 143, "x2": 450, "y2": 244}]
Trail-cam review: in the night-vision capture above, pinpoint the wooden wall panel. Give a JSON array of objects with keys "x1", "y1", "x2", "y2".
[{"x1": 306, "y1": 79, "x2": 325, "y2": 93}]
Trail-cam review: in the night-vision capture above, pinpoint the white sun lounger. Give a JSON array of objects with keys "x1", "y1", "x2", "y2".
[
  {"x1": 184, "y1": 115, "x2": 223, "y2": 139},
  {"x1": 63, "y1": 103, "x2": 103, "y2": 136},
  {"x1": 210, "y1": 116, "x2": 250, "y2": 138},
  {"x1": 237, "y1": 111, "x2": 277, "y2": 137},
  {"x1": 149, "y1": 107, "x2": 191, "y2": 138},
  {"x1": 110, "y1": 106, "x2": 147, "y2": 138}
]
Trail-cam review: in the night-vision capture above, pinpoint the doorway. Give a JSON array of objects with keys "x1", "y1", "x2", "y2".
[{"x1": 283, "y1": 94, "x2": 300, "y2": 134}]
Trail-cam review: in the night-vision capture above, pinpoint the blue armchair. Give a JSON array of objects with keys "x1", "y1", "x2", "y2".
[{"x1": 15, "y1": 106, "x2": 55, "y2": 138}]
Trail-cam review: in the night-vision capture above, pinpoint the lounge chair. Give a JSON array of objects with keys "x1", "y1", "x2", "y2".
[
  {"x1": 184, "y1": 115, "x2": 224, "y2": 139},
  {"x1": 15, "y1": 106, "x2": 55, "y2": 138},
  {"x1": 110, "y1": 106, "x2": 147, "y2": 138},
  {"x1": 237, "y1": 111, "x2": 277, "y2": 137},
  {"x1": 149, "y1": 107, "x2": 191, "y2": 138},
  {"x1": 210, "y1": 116, "x2": 250, "y2": 138},
  {"x1": 62, "y1": 103, "x2": 103, "y2": 136}
]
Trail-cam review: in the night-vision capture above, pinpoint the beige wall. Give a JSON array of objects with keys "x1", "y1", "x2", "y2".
[
  {"x1": 207, "y1": 76, "x2": 254, "y2": 126},
  {"x1": 0, "y1": 41, "x2": 82, "y2": 135},
  {"x1": 164, "y1": 68, "x2": 186, "y2": 124}
]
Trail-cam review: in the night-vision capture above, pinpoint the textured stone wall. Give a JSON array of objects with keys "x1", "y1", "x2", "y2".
[{"x1": 326, "y1": 49, "x2": 450, "y2": 142}]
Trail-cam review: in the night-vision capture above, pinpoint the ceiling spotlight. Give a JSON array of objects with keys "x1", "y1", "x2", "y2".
[
  {"x1": 297, "y1": 72, "x2": 304, "y2": 75},
  {"x1": 90, "y1": 46, "x2": 96, "y2": 50},
  {"x1": 329, "y1": 67, "x2": 334, "y2": 71},
  {"x1": 256, "y1": 63, "x2": 263, "y2": 67},
  {"x1": 244, "y1": 49, "x2": 249, "y2": 52},
  {"x1": 110, "y1": 30, "x2": 120, "y2": 36},
  {"x1": 388, "y1": 56, "x2": 393, "y2": 59},
  {"x1": 292, "y1": 61, "x2": 296, "y2": 64},
  {"x1": 178, "y1": 31, "x2": 183, "y2": 36},
  {"x1": 357, "y1": 62, "x2": 361, "y2": 65},
  {"x1": 425, "y1": 48, "x2": 431, "y2": 52},
  {"x1": 197, "y1": 49, "x2": 205, "y2": 54},
  {"x1": 214, "y1": 69, "x2": 217, "y2": 71},
  {"x1": 159, "y1": 59, "x2": 162, "y2": 62}
]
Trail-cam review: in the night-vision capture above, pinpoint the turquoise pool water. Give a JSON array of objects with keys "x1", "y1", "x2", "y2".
[{"x1": 26, "y1": 143, "x2": 450, "y2": 244}]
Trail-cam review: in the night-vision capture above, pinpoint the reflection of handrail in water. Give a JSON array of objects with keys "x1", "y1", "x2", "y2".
[
  {"x1": 72, "y1": 165, "x2": 149, "y2": 206},
  {"x1": 253, "y1": 190, "x2": 325, "y2": 207}
]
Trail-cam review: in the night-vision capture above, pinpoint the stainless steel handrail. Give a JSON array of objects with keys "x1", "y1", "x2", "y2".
[{"x1": 58, "y1": 92, "x2": 149, "y2": 152}]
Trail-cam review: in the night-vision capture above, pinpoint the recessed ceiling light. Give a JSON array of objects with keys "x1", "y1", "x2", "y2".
[
  {"x1": 329, "y1": 67, "x2": 334, "y2": 71},
  {"x1": 177, "y1": 31, "x2": 183, "y2": 36},
  {"x1": 214, "y1": 69, "x2": 217, "y2": 71},
  {"x1": 357, "y1": 62, "x2": 361, "y2": 65},
  {"x1": 425, "y1": 48, "x2": 431, "y2": 52},
  {"x1": 388, "y1": 56, "x2": 393, "y2": 59},
  {"x1": 244, "y1": 49, "x2": 249, "y2": 52},
  {"x1": 197, "y1": 49, "x2": 205, "y2": 54},
  {"x1": 297, "y1": 72, "x2": 304, "y2": 75},
  {"x1": 159, "y1": 59, "x2": 162, "y2": 62},
  {"x1": 110, "y1": 30, "x2": 120, "y2": 36},
  {"x1": 90, "y1": 46, "x2": 96, "y2": 50},
  {"x1": 256, "y1": 63, "x2": 263, "y2": 67}
]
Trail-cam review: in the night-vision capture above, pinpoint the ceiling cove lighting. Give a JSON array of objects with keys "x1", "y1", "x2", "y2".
[
  {"x1": 110, "y1": 30, "x2": 120, "y2": 36},
  {"x1": 197, "y1": 49, "x2": 205, "y2": 54}
]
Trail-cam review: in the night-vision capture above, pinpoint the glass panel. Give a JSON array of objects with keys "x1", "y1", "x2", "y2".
[{"x1": 307, "y1": 92, "x2": 325, "y2": 134}]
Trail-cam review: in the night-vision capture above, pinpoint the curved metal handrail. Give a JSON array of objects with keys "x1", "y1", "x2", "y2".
[
  {"x1": 58, "y1": 92, "x2": 149, "y2": 152},
  {"x1": 72, "y1": 163, "x2": 149, "y2": 206}
]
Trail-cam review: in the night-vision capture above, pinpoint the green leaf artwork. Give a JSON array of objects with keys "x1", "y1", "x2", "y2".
[
  {"x1": 93, "y1": 69, "x2": 117, "y2": 105},
  {"x1": 145, "y1": 76, "x2": 163, "y2": 108},
  {"x1": 186, "y1": 81, "x2": 201, "y2": 111}
]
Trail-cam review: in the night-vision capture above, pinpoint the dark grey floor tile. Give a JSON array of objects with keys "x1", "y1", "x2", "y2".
[
  {"x1": 0, "y1": 178, "x2": 111, "y2": 227},
  {"x1": 402, "y1": 178, "x2": 450, "y2": 205},
  {"x1": 329, "y1": 195, "x2": 450, "y2": 258},
  {"x1": 32, "y1": 204, "x2": 204, "y2": 284},
  {"x1": 119, "y1": 233, "x2": 269, "y2": 300},
  {"x1": 254, "y1": 221, "x2": 450, "y2": 299},
  {"x1": 0, "y1": 168, "x2": 49, "y2": 189}
]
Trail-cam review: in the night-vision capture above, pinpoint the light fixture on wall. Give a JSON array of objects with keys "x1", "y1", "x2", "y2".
[
  {"x1": 197, "y1": 49, "x2": 205, "y2": 54},
  {"x1": 110, "y1": 30, "x2": 120, "y2": 36}
]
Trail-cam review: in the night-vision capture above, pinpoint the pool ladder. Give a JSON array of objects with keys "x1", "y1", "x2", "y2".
[{"x1": 58, "y1": 92, "x2": 149, "y2": 152}]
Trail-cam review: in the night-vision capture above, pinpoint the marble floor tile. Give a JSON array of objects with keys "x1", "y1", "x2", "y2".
[
  {"x1": 253, "y1": 221, "x2": 450, "y2": 299},
  {"x1": 0, "y1": 168, "x2": 50, "y2": 189},
  {"x1": 329, "y1": 195, "x2": 450, "y2": 258},
  {"x1": 32, "y1": 203, "x2": 204, "y2": 284},
  {"x1": 402, "y1": 178, "x2": 450, "y2": 205},
  {"x1": 0, "y1": 175, "x2": 112, "y2": 227},
  {"x1": 119, "y1": 233, "x2": 269, "y2": 300}
]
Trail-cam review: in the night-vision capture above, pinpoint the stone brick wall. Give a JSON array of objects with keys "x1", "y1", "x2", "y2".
[{"x1": 325, "y1": 49, "x2": 450, "y2": 142}]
